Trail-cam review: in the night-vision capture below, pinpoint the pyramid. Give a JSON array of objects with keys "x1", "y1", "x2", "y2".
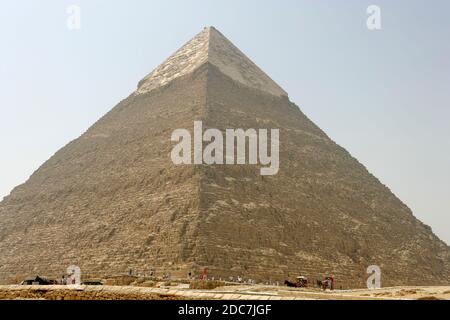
[{"x1": 0, "y1": 27, "x2": 449, "y2": 287}]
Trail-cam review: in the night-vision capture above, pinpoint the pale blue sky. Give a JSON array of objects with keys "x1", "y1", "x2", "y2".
[{"x1": 0, "y1": 0, "x2": 449, "y2": 244}]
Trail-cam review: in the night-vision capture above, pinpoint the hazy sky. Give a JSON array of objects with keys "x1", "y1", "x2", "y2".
[{"x1": 1, "y1": 0, "x2": 449, "y2": 244}]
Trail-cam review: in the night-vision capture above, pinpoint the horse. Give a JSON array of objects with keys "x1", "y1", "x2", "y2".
[{"x1": 284, "y1": 280, "x2": 298, "y2": 287}]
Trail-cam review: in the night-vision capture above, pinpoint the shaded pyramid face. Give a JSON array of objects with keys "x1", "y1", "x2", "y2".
[{"x1": 0, "y1": 27, "x2": 449, "y2": 287}]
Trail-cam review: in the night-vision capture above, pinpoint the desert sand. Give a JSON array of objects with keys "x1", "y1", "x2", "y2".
[{"x1": 0, "y1": 284, "x2": 448, "y2": 300}]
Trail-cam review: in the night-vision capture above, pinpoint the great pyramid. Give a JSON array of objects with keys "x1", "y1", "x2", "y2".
[{"x1": 0, "y1": 27, "x2": 449, "y2": 287}]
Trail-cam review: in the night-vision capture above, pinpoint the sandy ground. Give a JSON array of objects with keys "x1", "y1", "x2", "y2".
[
  {"x1": 0, "y1": 284, "x2": 449, "y2": 300},
  {"x1": 216, "y1": 285, "x2": 450, "y2": 300}
]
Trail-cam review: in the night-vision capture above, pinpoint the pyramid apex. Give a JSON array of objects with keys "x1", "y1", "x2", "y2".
[{"x1": 136, "y1": 27, "x2": 287, "y2": 97}]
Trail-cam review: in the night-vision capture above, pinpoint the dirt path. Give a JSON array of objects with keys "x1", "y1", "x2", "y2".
[{"x1": 0, "y1": 285, "x2": 448, "y2": 300}]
